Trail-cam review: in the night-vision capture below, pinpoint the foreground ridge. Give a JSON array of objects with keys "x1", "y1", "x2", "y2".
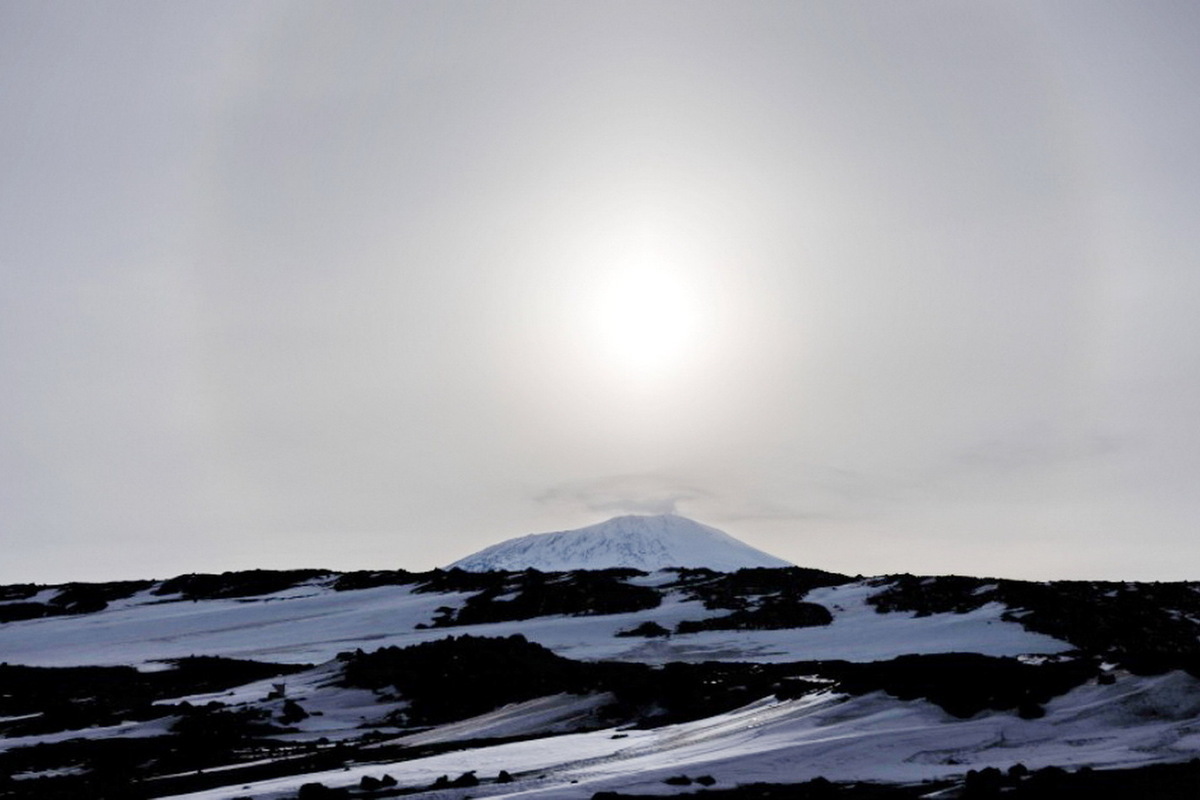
[{"x1": 3, "y1": 564, "x2": 1200, "y2": 798}]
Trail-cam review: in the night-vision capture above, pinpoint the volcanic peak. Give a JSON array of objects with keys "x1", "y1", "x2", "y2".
[{"x1": 447, "y1": 513, "x2": 793, "y2": 573}]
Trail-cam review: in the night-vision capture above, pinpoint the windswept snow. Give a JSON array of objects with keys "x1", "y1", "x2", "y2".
[
  {"x1": 0, "y1": 578, "x2": 1068, "y2": 668},
  {"x1": 387, "y1": 693, "x2": 616, "y2": 747},
  {"x1": 159, "y1": 671, "x2": 1200, "y2": 800},
  {"x1": 0, "y1": 716, "x2": 176, "y2": 754},
  {"x1": 5, "y1": 559, "x2": 1197, "y2": 800},
  {"x1": 447, "y1": 514, "x2": 793, "y2": 572},
  {"x1": 0, "y1": 584, "x2": 475, "y2": 667}
]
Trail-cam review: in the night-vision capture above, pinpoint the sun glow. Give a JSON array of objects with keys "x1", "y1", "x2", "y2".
[{"x1": 591, "y1": 268, "x2": 702, "y2": 375}]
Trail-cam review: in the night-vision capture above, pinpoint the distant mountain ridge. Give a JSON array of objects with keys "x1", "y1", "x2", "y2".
[{"x1": 446, "y1": 513, "x2": 794, "y2": 572}]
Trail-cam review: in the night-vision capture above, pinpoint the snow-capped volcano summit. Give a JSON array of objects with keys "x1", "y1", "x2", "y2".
[{"x1": 446, "y1": 514, "x2": 793, "y2": 572}]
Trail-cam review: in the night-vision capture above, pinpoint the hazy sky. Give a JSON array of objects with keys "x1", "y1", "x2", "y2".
[{"x1": 4, "y1": 1, "x2": 1200, "y2": 584}]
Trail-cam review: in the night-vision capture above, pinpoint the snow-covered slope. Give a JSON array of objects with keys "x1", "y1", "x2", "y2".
[
  {"x1": 447, "y1": 514, "x2": 792, "y2": 572},
  {"x1": 162, "y1": 671, "x2": 1200, "y2": 800},
  {"x1": 0, "y1": 578, "x2": 1070, "y2": 668},
  {"x1": 6, "y1": 562, "x2": 1200, "y2": 799}
]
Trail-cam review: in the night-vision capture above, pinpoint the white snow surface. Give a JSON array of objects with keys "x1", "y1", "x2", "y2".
[
  {"x1": 386, "y1": 693, "x2": 615, "y2": 747},
  {"x1": 0, "y1": 716, "x2": 177, "y2": 755},
  {"x1": 0, "y1": 578, "x2": 1069, "y2": 668},
  {"x1": 160, "y1": 671, "x2": 1200, "y2": 800},
  {"x1": 6, "y1": 562, "x2": 1194, "y2": 800},
  {"x1": 448, "y1": 514, "x2": 793, "y2": 572},
  {"x1": 0, "y1": 583, "x2": 475, "y2": 667}
]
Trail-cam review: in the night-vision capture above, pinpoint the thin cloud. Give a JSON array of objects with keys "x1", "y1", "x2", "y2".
[
  {"x1": 952, "y1": 425, "x2": 1122, "y2": 472},
  {"x1": 535, "y1": 474, "x2": 711, "y2": 517}
]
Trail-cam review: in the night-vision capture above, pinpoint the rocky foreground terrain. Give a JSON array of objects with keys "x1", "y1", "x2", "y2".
[{"x1": 3, "y1": 518, "x2": 1200, "y2": 798}]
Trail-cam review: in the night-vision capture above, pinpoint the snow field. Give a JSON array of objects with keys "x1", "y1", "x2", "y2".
[
  {"x1": 0, "y1": 577, "x2": 1071, "y2": 668},
  {"x1": 158, "y1": 670, "x2": 1200, "y2": 800}
]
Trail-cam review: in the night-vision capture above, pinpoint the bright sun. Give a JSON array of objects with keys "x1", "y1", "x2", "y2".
[{"x1": 591, "y1": 269, "x2": 701, "y2": 375}]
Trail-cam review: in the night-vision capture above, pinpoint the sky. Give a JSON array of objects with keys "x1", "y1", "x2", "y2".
[{"x1": 3, "y1": 1, "x2": 1200, "y2": 585}]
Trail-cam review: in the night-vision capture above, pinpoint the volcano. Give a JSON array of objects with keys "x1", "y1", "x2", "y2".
[{"x1": 446, "y1": 513, "x2": 793, "y2": 572}]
